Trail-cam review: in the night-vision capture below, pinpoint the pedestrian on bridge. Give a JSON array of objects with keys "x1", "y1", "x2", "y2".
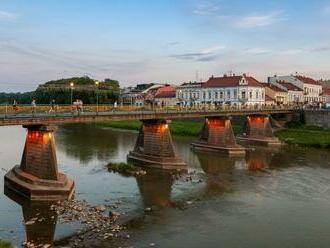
[{"x1": 31, "y1": 99, "x2": 36, "y2": 116}]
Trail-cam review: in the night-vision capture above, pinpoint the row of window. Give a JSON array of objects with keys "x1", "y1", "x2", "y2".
[{"x1": 178, "y1": 89, "x2": 265, "y2": 101}]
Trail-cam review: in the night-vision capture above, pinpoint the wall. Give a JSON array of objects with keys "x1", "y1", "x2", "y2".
[{"x1": 304, "y1": 110, "x2": 330, "y2": 129}]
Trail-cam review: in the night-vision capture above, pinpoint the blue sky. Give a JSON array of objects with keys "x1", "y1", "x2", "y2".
[{"x1": 1, "y1": 0, "x2": 330, "y2": 91}]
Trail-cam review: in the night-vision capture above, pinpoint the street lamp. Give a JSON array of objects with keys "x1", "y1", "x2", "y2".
[
  {"x1": 70, "y1": 82, "x2": 74, "y2": 109},
  {"x1": 95, "y1": 80, "x2": 99, "y2": 114}
]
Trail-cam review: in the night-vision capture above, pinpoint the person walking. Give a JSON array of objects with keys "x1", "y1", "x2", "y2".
[{"x1": 31, "y1": 99, "x2": 36, "y2": 116}]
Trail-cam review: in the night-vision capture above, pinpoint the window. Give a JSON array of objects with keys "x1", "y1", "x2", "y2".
[
  {"x1": 203, "y1": 91, "x2": 206, "y2": 99},
  {"x1": 233, "y1": 89, "x2": 237, "y2": 99},
  {"x1": 220, "y1": 91, "x2": 224, "y2": 99},
  {"x1": 208, "y1": 91, "x2": 212, "y2": 99},
  {"x1": 215, "y1": 91, "x2": 218, "y2": 99},
  {"x1": 241, "y1": 90, "x2": 246, "y2": 99},
  {"x1": 249, "y1": 91, "x2": 252, "y2": 99},
  {"x1": 227, "y1": 90, "x2": 231, "y2": 99},
  {"x1": 256, "y1": 91, "x2": 259, "y2": 99}
]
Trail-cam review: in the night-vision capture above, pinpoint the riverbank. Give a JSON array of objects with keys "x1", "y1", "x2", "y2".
[
  {"x1": 97, "y1": 120, "x2": 330, "y2": 148},
  {"x1": 96, "y1": 120, "x2": 243, "y2": 136},
  {"x1": 274, "y1": 126, "x2": 330, "y2": 148}
]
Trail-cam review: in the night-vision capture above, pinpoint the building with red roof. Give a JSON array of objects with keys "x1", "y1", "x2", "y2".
[
  {"x1": 200, "y1": 74, "x2": 265, "y2": 106},
  {"x1": 263, "y1": 83, "x2": 288, "y2": 104},
  {"x1": 154, "y1": 85, "x2": 177, "y2": 106},
  {"x1": 268, "y1": 74, "x2": 322, "y2": 103},
  {"x1": 321, "y1": 87, "x2": 330, "y2": 103}
]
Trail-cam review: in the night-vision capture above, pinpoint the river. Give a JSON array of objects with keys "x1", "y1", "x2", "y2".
[{"x1": 1, "y1": 124, "x2": 330, "y2": 248}]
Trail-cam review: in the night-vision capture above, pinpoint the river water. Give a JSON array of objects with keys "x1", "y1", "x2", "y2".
[{"x1": 1, "y1": 124, "x2": 330, "y2": 247}]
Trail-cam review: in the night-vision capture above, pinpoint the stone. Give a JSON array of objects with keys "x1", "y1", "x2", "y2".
[{"x1": 95, "y1": 204, "x2": 106, "y2": 212}]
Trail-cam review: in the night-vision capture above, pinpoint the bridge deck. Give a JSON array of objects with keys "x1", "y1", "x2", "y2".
[{"x1": 0, "y1": 105, "x2": 299, "y2": 126}]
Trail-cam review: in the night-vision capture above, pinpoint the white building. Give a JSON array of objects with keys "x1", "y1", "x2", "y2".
[
  {"x1": 200, "y1": 74, "x2": 265, "y2": 106},
  {"x1": 268, "y1": 75, "x2": 322, "y2": 103},
  {"x1": 176, "y1": 82, "x2": 203, "y2": 106},
  {"x1": 176, "y1": 74, "x2": 265, "y2": 107}
]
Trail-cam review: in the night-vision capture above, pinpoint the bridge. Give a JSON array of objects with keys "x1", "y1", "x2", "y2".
[{"x1": 1, "y1": 104, "x2": 300, "y2": 201}]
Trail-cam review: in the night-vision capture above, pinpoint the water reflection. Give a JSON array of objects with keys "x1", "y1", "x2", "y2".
[
  {"x1": 245, "y1": 149, "x2": 273, "y2": 171},
  {"x1": 4, "y1": 189, "x2": 57, "y2": 247},
  {"x1": 136, "y1": 169, "x2": 175, "y2": 208},
  {"x1": 56, "y1": 124, "x2": 135, "y2": 164},
  {"x1": 196, "y1": 152, "x2": 239, "y2": 193}
]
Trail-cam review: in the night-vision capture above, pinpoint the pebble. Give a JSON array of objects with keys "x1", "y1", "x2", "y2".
[
  {"x1": 144, "y1": 207, "x2": 152, "y2": 212},
  {"x1": 95, "y1": 204, "x2": 106, "y2": 212}
]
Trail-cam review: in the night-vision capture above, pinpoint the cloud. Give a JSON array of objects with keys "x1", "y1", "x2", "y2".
[
  {"x1": 243, "y1": 48, "x2": 271, "y2": 55},
  {"x1": 0, "y1": 10, "x2": 17, "y2": 20},
  {"x1": 192, "y1": 2, "x2": 220, "y2": 16},
  {"x1": 170, "y1": 45, "x2": 225, "y2": 62},
  {"x1": 234, "y1": 12, "x2": 281, "y2": 28}
]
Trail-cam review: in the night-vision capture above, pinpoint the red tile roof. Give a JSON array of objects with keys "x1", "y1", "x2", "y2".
[
  {"x1": 154, "y1": 85, "x2": 176, "y2": 98},
  {"x1": 276, "y1": 81, "x2": 303, "y2": 91},
  {"x1": 321, "y1": 88, "x2": 330, "y2": 96},
  {"x1": 265, "y1": 83, "x2": 287, "y2": 92},
  {"x1": 202, "y1": 75, "x2": 263, "y2": 88},
  {"x1": 295, "y1": 75, "x2": 321, "y2": 86}
]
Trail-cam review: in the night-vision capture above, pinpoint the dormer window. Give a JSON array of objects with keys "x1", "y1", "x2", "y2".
[{"x1": 239, "y1": 77, "x2": 248, "y2": 85}]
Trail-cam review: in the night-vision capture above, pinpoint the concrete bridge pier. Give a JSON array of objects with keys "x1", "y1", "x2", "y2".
[
  {"x1": 237, "y1": 115, "x2": 281, "y2": 146},
  {"x1": 4, "y1": 125, "x2": 75, "y2": 201},
  {"x1": 191, "y1": 117, "x2": 246, "y2": 156},
  {"x1": 127, "y1": 119, "x2": 186, "y2": 169}
]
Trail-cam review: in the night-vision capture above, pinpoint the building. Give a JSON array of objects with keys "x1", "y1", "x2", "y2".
[
  {"x1": 119, "y1": 83, "x2": 154, "y2": 105},
  {"x1": 176, "y1": 82, "x2": 204, "y2": 106},
  {"x1": 268, "y1": 75, "x2": 322, "y2": 103},
  {"x1": 200, "y1": 74, "x2": 265, "y2": 106},
  {"x1": 273, "y1": 81, "x2": 304, "y2": 104},
  {"x1": 154, "y1": 85, "x2": 177, "y2": 106},
  {"x1": 321, "y1": 88, "x2": 330, "y2": 103},
  {"x1": 263, "y1": 83, "x2": 288, "y2": 105}
]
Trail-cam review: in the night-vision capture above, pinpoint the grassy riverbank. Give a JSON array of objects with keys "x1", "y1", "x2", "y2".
[
  {"x1": 97, "y1": 120, "x2": 243, "y2": 136},
  {"x1": 274, "y1": 126, "x2": 330, "y2": 148},
  {"x1": 97, "y1": 120, "x2": 330, "y2": 148},
  {"x1": 0, "y1": 240, "x2": 12, "y2": 248}
]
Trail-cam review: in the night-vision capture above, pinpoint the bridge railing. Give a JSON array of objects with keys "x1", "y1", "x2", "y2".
[{"x1": 0, "y1": 103, "x2": 301, "y2": 119}]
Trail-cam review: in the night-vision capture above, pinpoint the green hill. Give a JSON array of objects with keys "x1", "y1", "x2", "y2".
[{"x1": 0, "y1": 77, "x2": 120, "y2": 104}]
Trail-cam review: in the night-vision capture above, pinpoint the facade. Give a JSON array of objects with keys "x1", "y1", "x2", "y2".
[
  {"x1": 200, "y1": 75, "x2": 265, "y2": 106},
  {"x1": 154, "y1": 85, "x2": 177, "y2": 106},
  {"x1": 176, "y1": 82, "x2": 204, "y2": 106},
  {"x1": 268, "y1": 75, "x2": 322, "y2": 103},
  {"x1": 272, "y1": 81, "x2": 304, "y2": 104},
  {"x1": 176, "y1": 75, "x2": 266, "y2": 106},
  {"x1": 263, "y1": 83, "x2": 288, "y2": 104},
  {"x1": 321, "y1": 88, "x2": 330, "y2": 103}
]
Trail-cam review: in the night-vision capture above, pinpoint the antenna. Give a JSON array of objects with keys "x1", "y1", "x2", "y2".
[{"x1": 195, "y1": 70, "x2": 199, "y2": 82}]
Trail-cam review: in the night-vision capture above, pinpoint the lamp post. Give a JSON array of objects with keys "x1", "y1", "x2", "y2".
[
  {"x1": 95, "y1": 80, "x2": 99, "y2": 114},
  {"x1": 70, "y1": 82, "x2": 74, "y2": 110}
]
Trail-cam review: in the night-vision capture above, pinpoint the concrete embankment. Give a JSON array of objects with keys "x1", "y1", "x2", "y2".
[{"x1": 304, "y1": 110, "x2": 330, "y2": 129}]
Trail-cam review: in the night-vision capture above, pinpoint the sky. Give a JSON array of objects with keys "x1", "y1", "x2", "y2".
[{"x1": 1, "y1": 0, "x2": 330, "y2": 92}]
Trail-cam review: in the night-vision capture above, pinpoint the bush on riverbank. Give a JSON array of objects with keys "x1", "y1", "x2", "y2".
[
  {"x1": 0, "y1": 240, "x2": 12, "y2": 248},
  {"x1": 107, "y1": 162, "x2": 146, "y2": 176}
]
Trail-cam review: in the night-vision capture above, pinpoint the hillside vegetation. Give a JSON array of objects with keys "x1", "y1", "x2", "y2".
[{"x1": 0, "y1": 77, "x2": 120, "y2": 104}]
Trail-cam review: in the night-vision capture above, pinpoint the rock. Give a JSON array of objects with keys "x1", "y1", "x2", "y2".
[
  {"x1": 95, "y1": 204, "x2": 106, "y2": 212},
  {"x1": 144, "y1": 207, "x2": 152, "y2": 212},
  {"x1": 186, "y1": 201, "x2": 193, "y2": 205},
  {"x1": 109, "y1": 211, "x2": 120, "y2": 217},
  {"x1": 25, "y1": 220, "x2": 35, "y2": 225},
  {"x1": 150, "y1": 243, "x2": 156, "y2": 246}
]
